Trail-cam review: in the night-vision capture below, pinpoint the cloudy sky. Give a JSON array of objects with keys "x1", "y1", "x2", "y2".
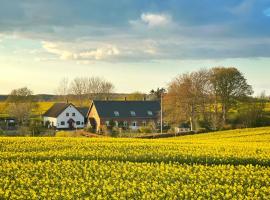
[{"x1": 0, "y1": 0, "x2": 270, "y2": 95}]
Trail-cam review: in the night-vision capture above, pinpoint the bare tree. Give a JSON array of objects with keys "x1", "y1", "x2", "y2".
[
  {"x1": 69, "y1": 76, "x2": 115, "y2": 105},
  {"x1": 55, "y1": 77, "x2": 69, "y2": 101},
  {"x1": 69, "y1": 78, "x2": 86, "y2": 106}
]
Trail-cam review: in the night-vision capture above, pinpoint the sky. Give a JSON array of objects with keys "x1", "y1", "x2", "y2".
[{"x1": 0, "y1": 0, "x2": 270, "y2": 95}]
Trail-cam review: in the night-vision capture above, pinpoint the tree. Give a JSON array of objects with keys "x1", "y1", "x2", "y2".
[
  {"x1": 210, "y1": 67, "x2": 253, "y2": 126},
  {"x1": 150, "y1": 88, "x2": 166, "y2": 100},
  {"x1": 6, "y1": 87, "x2": 36, "y2": 125},
  {"x1": 69, "y1": 78, "x2": 86, "y2": 106},
  {"x1": 165, "y1": 69, "x2": 211, "y2": 131},
  {"x1": 55, "y1": 77, "x2": 69, "y2": 101},
  {"x1": 69, "y1": 76, "x2": 115, "y2": 105}
]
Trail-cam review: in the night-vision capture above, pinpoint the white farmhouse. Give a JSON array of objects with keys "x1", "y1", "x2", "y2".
[{"x1": 43, "y1": 103, "x2": 86, "y2": 129}]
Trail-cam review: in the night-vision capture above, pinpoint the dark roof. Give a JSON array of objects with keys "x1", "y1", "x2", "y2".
[
  {"x1": 92, "y1": 100, "x2": 160, "y2": 119},
  {"x1": 43, "y1": 103, "x2": 71, "y2": 118},
  {"x1": 78, "y1": 107, "x2": 89, "y2": 117}
]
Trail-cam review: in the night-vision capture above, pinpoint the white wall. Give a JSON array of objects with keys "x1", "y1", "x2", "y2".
[
  {"x1": 44, "y1": 105, "x2": 85, "y2": 129},
  {"x1": 44, "y1": 117, "x2": 57, "y2": 128},
  {"x1": 56, "y1": 105, "x2": 85, "y2": 129}
]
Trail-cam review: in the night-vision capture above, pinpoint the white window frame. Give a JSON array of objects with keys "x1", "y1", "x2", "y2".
[
  {"x1": 147, "y1": 111, "x2": 153, "y2": 116},
  {"x1": 130, "y1": 111, "x2": 136, "y2": 116},
  {"x1": 142, "y1": 121, "x2": 147, "y2": 126},
  {"x1": 114, "y1": 111, "x2": 120, "y2": 117},
  {"x1": 124, "y1": 121, "x2": 128, "y2": 127},
  {"x1": 132, "y1": 121, "x2": 137, "y2": 127}
]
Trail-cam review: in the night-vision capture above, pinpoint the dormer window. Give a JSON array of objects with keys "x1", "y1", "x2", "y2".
[
  {"x1": 114, "y1": 111, "x2": 120, "y2": 117},
  {"x1": 130, "y1": 111, "x2": 136, "y2": 116},
  {"x1": 147, "y1": 111, "x2": 153, "y2": 116}
]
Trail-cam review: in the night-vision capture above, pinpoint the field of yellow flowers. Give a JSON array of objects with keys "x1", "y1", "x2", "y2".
[{"x1": 1, "y1": 127, "x2": 270, "y2": 199}]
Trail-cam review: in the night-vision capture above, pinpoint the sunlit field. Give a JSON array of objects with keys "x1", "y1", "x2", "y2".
[{"x1": 1, "y1": 127, "x2": 270, "y2": 199}]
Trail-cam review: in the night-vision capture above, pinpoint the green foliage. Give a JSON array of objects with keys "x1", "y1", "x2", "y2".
[{"x1": 29, "y1": 119, "x2": 44, "y2": 136}]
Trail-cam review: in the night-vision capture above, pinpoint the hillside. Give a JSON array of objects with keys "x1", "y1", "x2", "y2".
[{"x1": 0, "y1": 127, "x2": 270, "y2": 199}]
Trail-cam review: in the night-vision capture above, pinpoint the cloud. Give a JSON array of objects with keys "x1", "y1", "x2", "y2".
[
  {"x1": 141, "y1": 13, "x2": 171, "y2": 27},
  {"x1": 1, "y1": 0, "x2": 270, "y2": 62},
  {"x1": 42, "y1": 41, "x2": 120, "y2": 61}
]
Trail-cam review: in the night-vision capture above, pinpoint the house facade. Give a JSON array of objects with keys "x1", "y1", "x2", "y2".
[
  {"x1": 87, "y1": 100, "x2": 160, "y2": 132},
  {"x1": 43, "y1": 103, "x2": 87, "y2": 129}
]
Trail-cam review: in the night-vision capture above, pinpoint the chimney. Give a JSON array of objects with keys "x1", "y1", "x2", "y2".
[
  {"x1": 124, "y1": 97, "x2": 127, "y2": 101},
  {"x1": 66, "y1": 99, "x2": 69, "y2": 104}
]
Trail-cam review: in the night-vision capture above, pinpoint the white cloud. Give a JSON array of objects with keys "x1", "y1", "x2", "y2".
[
  {"x1": 42, "y1": 41, "x2": 120, "y2": 61},
  {"x1": 141, "y1": 13, "x2": 171, "y2": 27},
  {"x1": 79, "y1": 46, "x2": 120, "y2": 60}
]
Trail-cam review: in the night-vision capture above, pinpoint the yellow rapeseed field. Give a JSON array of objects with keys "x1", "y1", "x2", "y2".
[{"x1": 0, "y1": 127, "x2": 270, "y2": 199}]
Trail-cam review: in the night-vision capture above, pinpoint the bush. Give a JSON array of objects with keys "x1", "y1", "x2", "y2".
[
  {"x1": 100, "y1": 125, "x2": 110, "y2": 136},
  {"x1": 0, "y1": 128, "x2": 4, "y2": 136},
  {"x1": 29, "y1": 119, "x2": 44, "y2": 136},
  {"x1": 17, "y1": 126, "x2": 31, "y2": 136},
  {"x1": 84, "y1": 126, "x2": 96, "y2": 133},
  {"x1": 138, "y1": 126, "x2": 153, "y2": 133},
  {"x1": 111, "y1": 127, "x2": 121, "y2": 137}
]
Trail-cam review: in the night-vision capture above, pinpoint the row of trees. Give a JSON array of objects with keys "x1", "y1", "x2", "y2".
[
  {"x1": 164, "y1": 67, "x2": 267, "y2": 131},
  {"x1": 56, "y1": 77, "x2": 114, "y2": 106}
]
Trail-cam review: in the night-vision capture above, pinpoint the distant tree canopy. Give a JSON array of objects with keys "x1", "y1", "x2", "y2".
[
  {"x1": 150, "y1": 88, "x2": 166, "y2": 100},
  {"x1": 128, "y1": 92, "x2": 146, "y2": 101},
  {"x1": 165, "y1": 67, "x2": 254, "y2": 131},
  {"x1": 7, "y1": 87, "x2": 34, "y2": 103},
  {"x1": 6, "y1": 87, "x2": 38, "y2": 125}
]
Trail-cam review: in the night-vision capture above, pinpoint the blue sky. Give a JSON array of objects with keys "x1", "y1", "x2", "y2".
[{"x1": 0, "y1": 0, "x2": 270, "y2": 95}]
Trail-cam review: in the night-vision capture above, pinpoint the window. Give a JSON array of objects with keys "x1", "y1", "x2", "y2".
[
  {"x1": 142, "y1": 121, "x2": 147, "y2": 126},
  {"x1": 147, "y1": 111, "x2": 153, "y2": 116},
  {"x1": 130, "y1": 111, "x2": 136, "y2": 116},
  {"x1": 124, "y1": 121, "x2": 128, "y2": 127},
  {"x1": 114, "y1": 111, "x2": 120, "y2": 117},
  {"x1": 76, "y1": 121, "x2": 80, "y2": 125},
  {"x1": 66, "y1": 113, "x2": 69, "y2": 117},
  {"x1": 61, "y1": 121, "x2": 65, "y2": 125},
  {"x1": 132, "y1": 121, "x2": 137, "y2": 127},
  {"x1": 81, "y1": 122, "x2": 84, "y2": 125},
  {"x1": 72, "y1": 113, "x2": 75, "y2": 116}
]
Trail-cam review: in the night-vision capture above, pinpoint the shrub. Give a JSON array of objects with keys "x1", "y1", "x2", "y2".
[
  {"x1": 138, "y1": 126, "x2": 153, "y2": 133},
  {"x1": 111, "y1": 127, "x2": 121, "y2": 137},
  {"x1": 0, "y1": 128, "x2": 4, "y2": 136},
  {"x1": 17, "y1": 126, "x2": 31, "y2": 136}
]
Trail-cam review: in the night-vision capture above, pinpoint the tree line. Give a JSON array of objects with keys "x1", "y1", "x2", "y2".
[
  {"x1": 1, "y1": 68, "x2": 269, "y2": 135},
  {"x1": 55, "y1": 77, "x2": 115, "y2": 106},
  {"x1": 164, "y1": 67, "x2": 268, "y2": 131}
]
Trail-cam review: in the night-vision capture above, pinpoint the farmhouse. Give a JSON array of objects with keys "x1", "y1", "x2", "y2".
[
  {"x1": 43, "y1": 103, "x2": 87, "y2": 129},
  {"x1": 87, "y1": 100, "x2": 160, "y2": 132}
]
